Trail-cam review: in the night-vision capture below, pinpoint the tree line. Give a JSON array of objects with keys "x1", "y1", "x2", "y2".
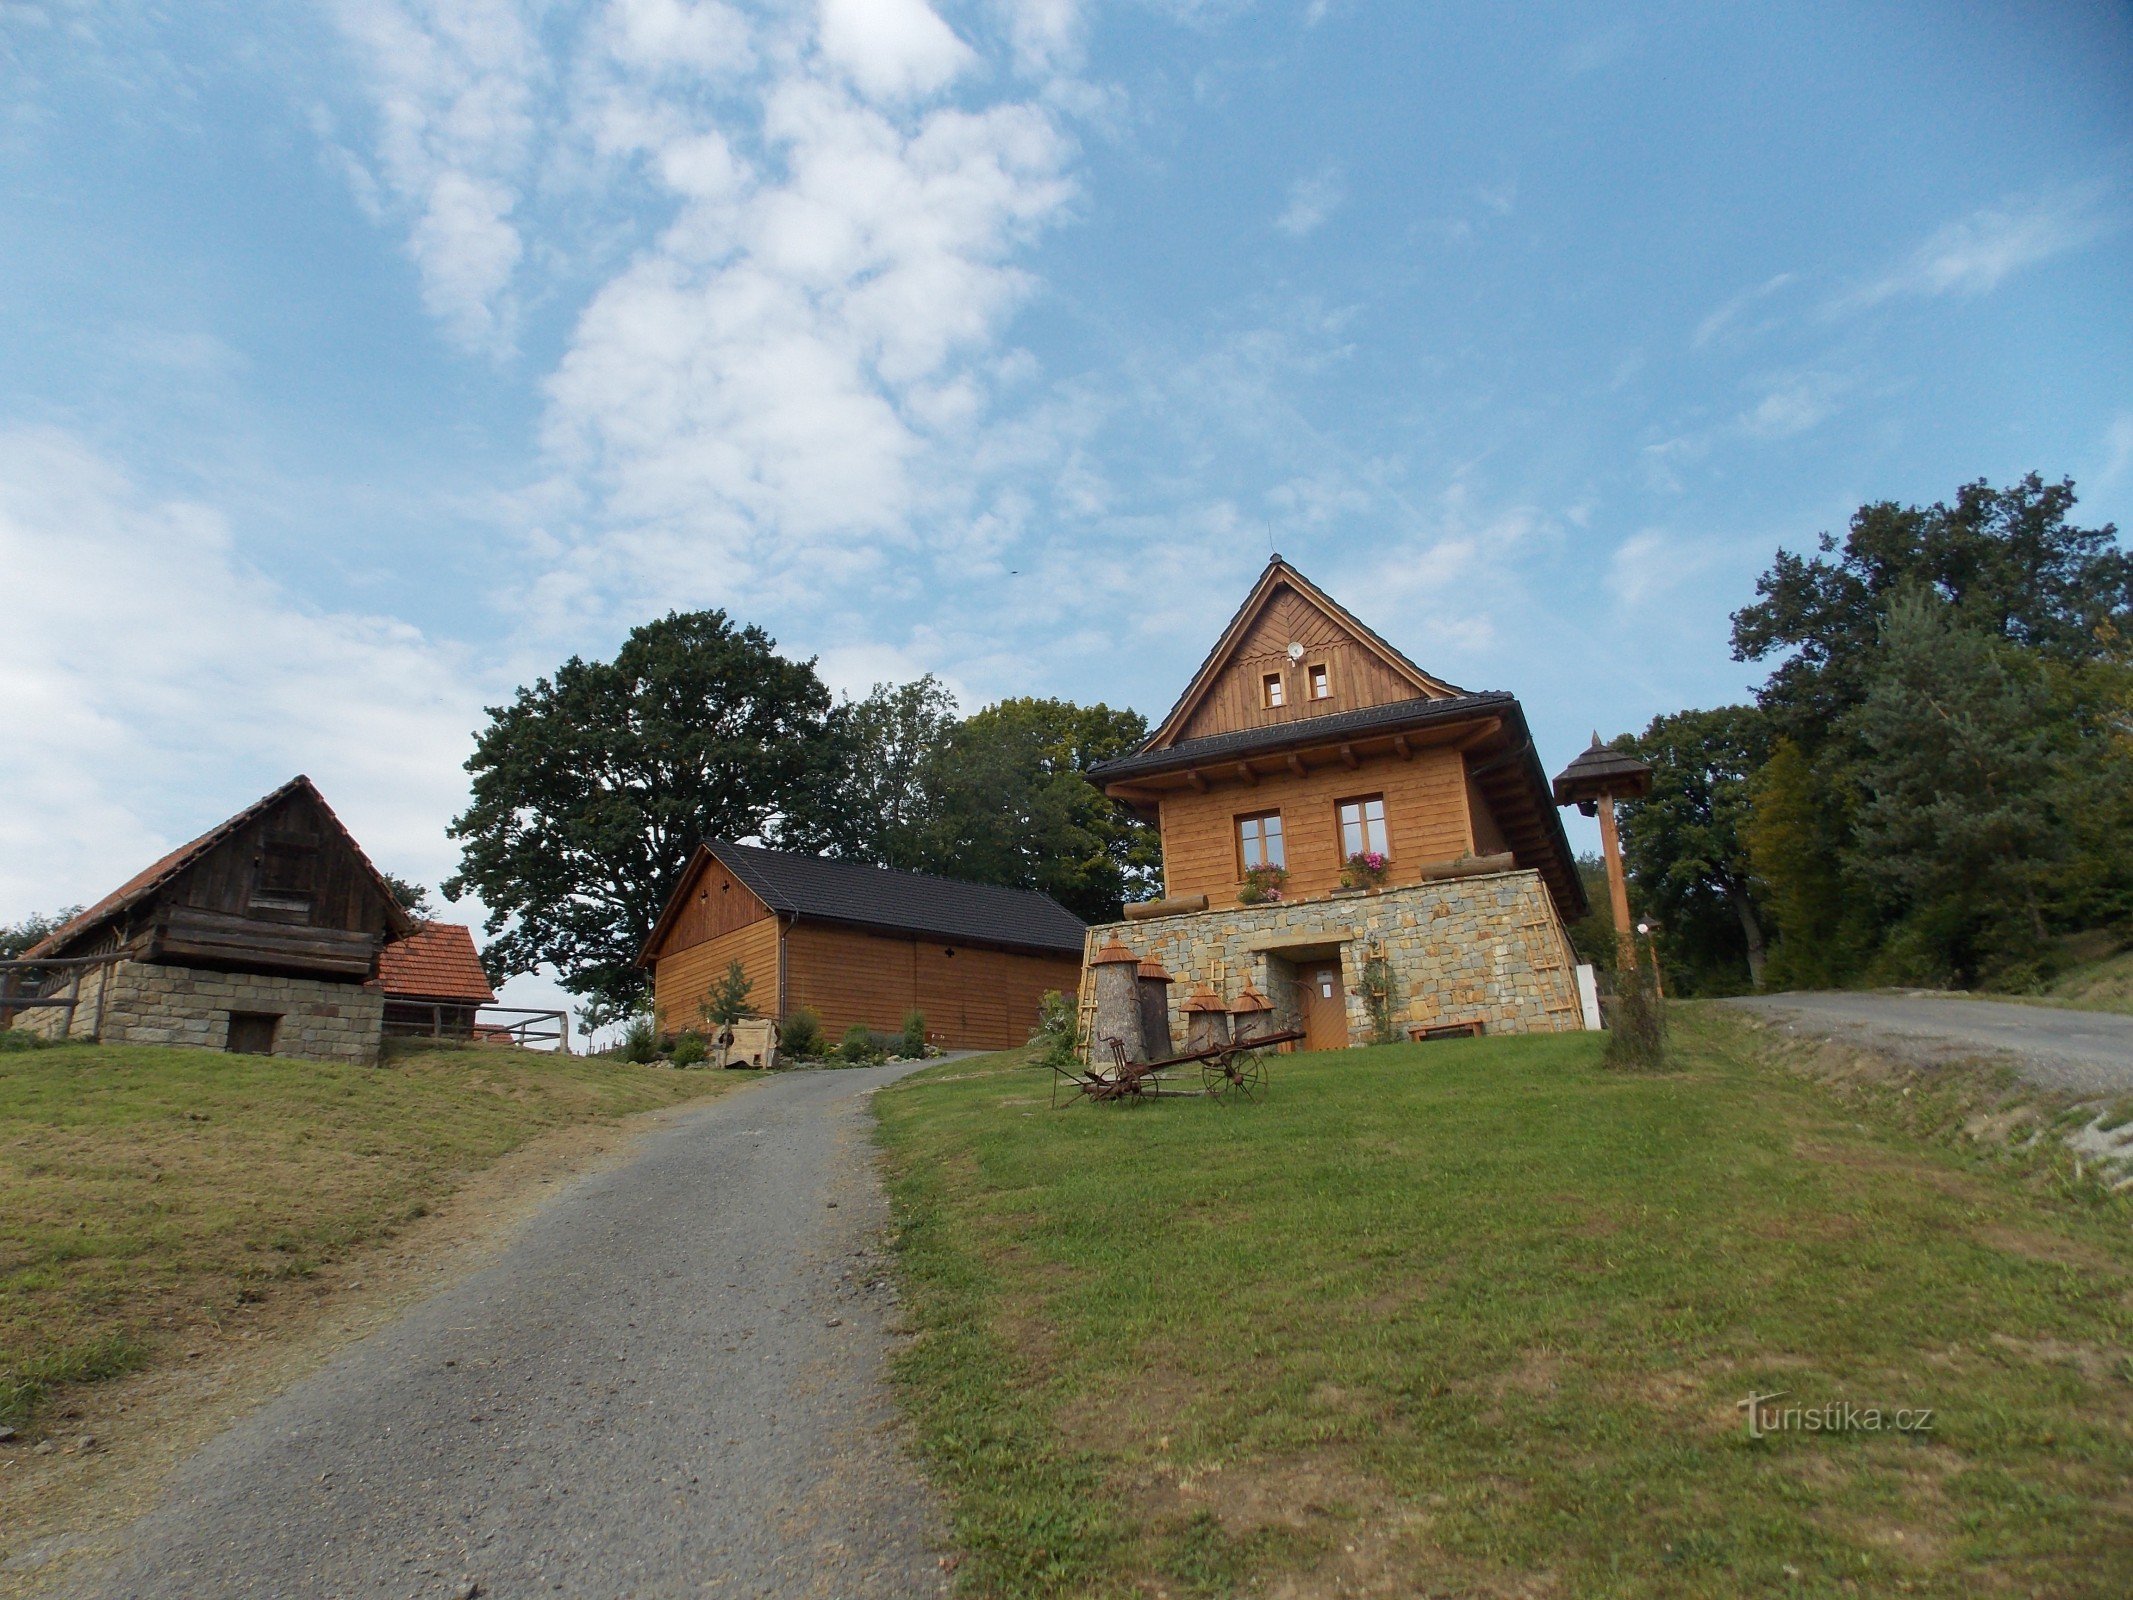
[
  {"x1": 1615, "y1": 473, "x2": 2133, "y2": 995},
  {"x1": 442, "y1": 611, "x2": 1158, "y2": 1017}
]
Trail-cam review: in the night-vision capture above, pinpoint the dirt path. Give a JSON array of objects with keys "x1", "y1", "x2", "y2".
[
  {"x1": 1723, "y1": 992, "x2": 2133, "y2": 1098},
  {"x1": 49, "y1": 1062, "x2": 945, "y2": 1600}
]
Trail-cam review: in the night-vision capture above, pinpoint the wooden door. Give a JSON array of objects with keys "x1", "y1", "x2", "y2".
[{"x1": 1301, "y1": 962, "x2": 1348, "y2": 1053}]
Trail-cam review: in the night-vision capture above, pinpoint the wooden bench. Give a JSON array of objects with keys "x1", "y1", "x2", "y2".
[{"x1": 1408, "y1": 1020, "x2": 1486, "y2": 1042}]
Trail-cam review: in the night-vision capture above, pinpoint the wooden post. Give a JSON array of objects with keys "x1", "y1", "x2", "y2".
[{"x1": 1596, "y1": 791, "x2": 1637, "y2": 975}]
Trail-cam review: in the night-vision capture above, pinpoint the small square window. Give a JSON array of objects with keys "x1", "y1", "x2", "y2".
[
  {"x1": 1262, "y1": 672, "x2": 1286, "y2": 708},
  {"x1": 226, "y1": 1012, "x2": 279, "y2": 1055},
  {"x1": 1308, "y1": 663, "x2": 1331, "y2": 700}
]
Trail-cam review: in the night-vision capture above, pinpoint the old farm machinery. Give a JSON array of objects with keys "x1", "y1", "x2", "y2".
[{"x1": 1049, "y1": 1027, "x2": 1304, "y2": 1107}]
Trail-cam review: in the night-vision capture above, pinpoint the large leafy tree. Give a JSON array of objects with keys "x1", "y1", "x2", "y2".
[
  {"x1": 913, "y1": 697, "x2": 1160, "y2": 922},
  {"x1": 0, "y1": 907, "x2": 82, "y2": 959},
  {"x1": 1732, "y1": 473, "x2": 2131, "y2": 743},
  {"x1": 445, "y1": 611, "x2": 831, "y2": 1010},
  {"x1": 775, "y1": 675, "x2": 960, "y2": 870},
  {"x1": 1617, "y1": 705, "x2": 1772, "y2": 992}
]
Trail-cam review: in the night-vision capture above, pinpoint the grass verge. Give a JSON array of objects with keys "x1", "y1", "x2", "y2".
[
  {"x1": 875, "y1": 1006, "x2": 2133, "y2": 1598},
  {"x1": 0, "y1": 1039, "x2": 727, "y2": 1433}
]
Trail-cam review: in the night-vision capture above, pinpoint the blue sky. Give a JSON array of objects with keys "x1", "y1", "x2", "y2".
[{"x1": 3, "y1": 0, "x2": 2128, "y2": 1013}]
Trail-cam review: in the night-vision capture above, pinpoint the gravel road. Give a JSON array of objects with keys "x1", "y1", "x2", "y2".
[
  {"x1": 1723, "y1": 992, "x2": 2133, "y2": 1098},
  {"x1": 76, "y1": 1061, "x2": 947, "y2": 1600}
]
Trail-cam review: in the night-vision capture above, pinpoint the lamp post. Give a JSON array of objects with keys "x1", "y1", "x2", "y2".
[{"x1": 1551, "y1": 734, "x2": 1655, "y2": 977}]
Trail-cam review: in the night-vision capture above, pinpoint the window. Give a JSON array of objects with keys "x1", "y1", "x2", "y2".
[
  {"x1": 1308, "y1": 662, "x2": 1331, "y2": 700},
  {"x1": 1237, "y1": 811, "x2": 1286, "y2": 871},
  {"x1": 226, "y1": 1012, "x2": 279, "y2": 1055},
  {"x1": 1337, "y1": 795, "x2": 1389, "y2": 859},
  {"x1": 250, "y1": 837, "x2": 318, "y2": 916},
  {"x1": 1262, "y1": 671, "x2": 1286, "y2": 708}
]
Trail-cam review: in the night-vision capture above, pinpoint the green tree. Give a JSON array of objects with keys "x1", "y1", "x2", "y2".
[
  {"x1": 0, "y1": 907, "x2": 82, "y2": 959},
  {"x1": 1842, "y1": 589, "x2": 2072, "y2": 984},
  {"x1": 381, "y1": 873, "x2": 436, "y2": 920},
  {"x1": 445, "y1": 611, "x2": 832, "y2": 1011},
  {"x1": 911, "y1": 697, "x2": 1160, "y2": 922},
  {"x1": 1733, "y1": 474, "x2": 2130, "y2": 744},
  {"x1": 702, "y1": 960, "x2": 755, "y2": 1025},
  {"x1": 776, "y1": 675, "x2": 959, "y2": 869},
  {"x1": 1743, "y1": 741, "x2": 1861, "y2": 990},
  {"x1": 1617, "y1": 705, "x2": 1773, "y2": 992}
]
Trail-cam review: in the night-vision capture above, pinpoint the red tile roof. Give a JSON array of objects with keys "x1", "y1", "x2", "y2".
[{"x1": 376, "y1": 923, "x2": 496, "y2": 1005}]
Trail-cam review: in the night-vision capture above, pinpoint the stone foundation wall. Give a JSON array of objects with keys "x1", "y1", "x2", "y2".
[
  {"x1": 1080, "y1": 870, "x2": 1583, "y2": 1059},
  {"x1": 10, "y1": 960, "x2": 383, "y2": 1064}
]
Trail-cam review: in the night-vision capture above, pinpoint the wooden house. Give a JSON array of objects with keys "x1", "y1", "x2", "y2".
[
  {"x1": 10, "y1": 776, "x2": 414, "y2": 1061},
  {"x1": 375, "y1": 923, "x2": 497, "y2": 1039},
  {"x1": 1080, "y1": 556, "x2": 1590, "y2": 1055},
  {"x1": 640, "y1": 841, "x2": 1086, "y2": 1051}
]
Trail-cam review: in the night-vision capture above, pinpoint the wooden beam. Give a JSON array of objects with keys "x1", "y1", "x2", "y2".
[
  {"x1": 1286, "y1": 754, "x2": 1308, "y2": 779},
  {"x1": 1235, "y1": 762, "x2": 1258, "y2": 786},
  {"x1": 1185, "y1": 770, "x2": 1210, "y2": 794},
  {"x1": 1597, "y1": 790, "x2": 1637, "y2": 975},
  {"x1": 1338, "y1": 743, "x2": 1359, "y2": 770},
  {"x1": 1392, "y1": 733, "x2": 1414, "y2": 760},
  {"x1": 1453, "y1": 717, "x2": 1505, "y2": 751}
]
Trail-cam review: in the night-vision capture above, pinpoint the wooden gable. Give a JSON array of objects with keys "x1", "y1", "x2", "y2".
[
  {"x1": 642, "y1": 846, "x2": 776, "y2": 963},
  {"x1": 1148, "y1": 557, "x2": 1462, "y2": 750}
]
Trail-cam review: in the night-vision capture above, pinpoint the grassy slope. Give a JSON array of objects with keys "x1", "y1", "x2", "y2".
[
  {"x1": 0, "y1": 1039, "x2": 726, "y2": 1432},
  {"x1": 875, "y1": 1010, "x2": 2133, "y2": 1599}
]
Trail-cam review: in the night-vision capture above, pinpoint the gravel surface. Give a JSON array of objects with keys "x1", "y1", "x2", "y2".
[
  {"x1": 75, "y1": 1061, "x2": 948, "y2": 1600},
  {"x1": 1723, "y1": 992, "x2": 2133, "y2": 1098}
]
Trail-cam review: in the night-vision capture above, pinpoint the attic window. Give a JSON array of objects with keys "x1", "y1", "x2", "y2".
[
  {"x1": 1308, "y1": 663, "x2": 1331, "y2": 700},
  {"x1": 1262, "y1": 672, "x2": 1286, "y2": 708}
]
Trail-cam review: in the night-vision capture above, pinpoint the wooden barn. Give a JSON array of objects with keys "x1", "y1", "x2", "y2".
[
  {"x1": 641, "y1": 841, "x2": 1086, "y2": 1051},
  {"x1": 9, "y1": 776, "x2": 415, "y2": 1061}
]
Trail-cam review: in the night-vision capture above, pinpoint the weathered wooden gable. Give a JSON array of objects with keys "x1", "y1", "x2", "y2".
[{"x1": 1152, "y1": 561, "x2": 1460, "y2": 749}]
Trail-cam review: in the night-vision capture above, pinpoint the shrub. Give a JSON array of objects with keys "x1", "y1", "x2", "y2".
[
  {"x1": 617, "y1": 1013, "x2": 659, "y2": 1064},
  {"x1": 782, "y1": 1007, "x2": 824, "y2": 1060},
  {"x1": 0, "y1": 1029, "x2": 51, "y2": 1053},
  {"x1": 1604, "y1": 960, "x2": 1668, "y2": 1070},
  {"x1": 900, "y1": 1010, "x2": 928, "y2": 1059},
  {"x1": 838, "y1": 1024, "x2": 885, "y2": 1065},
  {"x1": 669, "y1": 1030, "x2": 708, "y2": 1068},
  {"x1": 1029, "y1": 989, "x2": 1080, "y2": 1071}
]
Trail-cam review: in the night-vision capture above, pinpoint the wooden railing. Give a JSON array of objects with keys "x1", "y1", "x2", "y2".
[
  {"x1": 383, "y1": 1004, "x2": 572, "y2": 1052},
  {"x1": 0, "y1": 955, "x2": 126, "y2": 1040}
]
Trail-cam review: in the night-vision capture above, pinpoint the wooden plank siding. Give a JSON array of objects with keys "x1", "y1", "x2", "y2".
[
  {"x1": 651, "y1": 916, "x2": 781, "y2": 1037},
  {"x1": 784, "y1": 923, "x2": 1079, "y2": 1051},
  {"x1": 1159, "y1": 745, "x2": 1476, "y2": 904},
  {"x1": 1173, "y1": 587, "x2": 1451, "y2": 744},
  {"x1": 654, "y1": 858, "x2": 774, "y2": 950}
]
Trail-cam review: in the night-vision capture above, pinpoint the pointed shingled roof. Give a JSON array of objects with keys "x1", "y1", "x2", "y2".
[
  {"x1": 23, "y1": 776, "x2": 418, "y2": 960},
  {"x1": 1551, "y1": 735, "x2": 1655, "y2": 808}
]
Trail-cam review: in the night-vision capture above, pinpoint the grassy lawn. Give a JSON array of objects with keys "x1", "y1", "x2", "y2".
[
  {"x1": 0, "y1": 1038, "x2": 726, "y2": 1433},
  {"x1": 874, "y1": 1007, "x2": 2133, "y2": 1598}
]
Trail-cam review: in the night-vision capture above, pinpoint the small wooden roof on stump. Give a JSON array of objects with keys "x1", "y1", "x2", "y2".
[
  {"x1": 1091, "y1": 937, "x2": 1142, "y2": 965},
  {"x1": 1550, "y1": 734, "x2": 1654, "y2": 815},
  {"x1": 1136, "y1": 958, "x2": 1173, "y2": 983},
  {"x1": 1230, "y1": 981, "x2": 1272, "y2": 1014},
  {"x1": 1182, "y1": 987, "x2": 1226, "y2": 1013}
]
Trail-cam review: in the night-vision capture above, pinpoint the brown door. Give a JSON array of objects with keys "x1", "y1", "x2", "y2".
[{"x1": 1301, "y1": 962, "x2": 1348, "y2": 1053}]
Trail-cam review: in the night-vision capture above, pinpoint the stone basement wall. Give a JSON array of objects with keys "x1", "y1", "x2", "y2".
[
  {"x1": 1080, "y1": 869, "x2": 1583, "y2": 1059},
  {"x1": 10, "y1": 959, "x2": 384, "y2": 1064}
]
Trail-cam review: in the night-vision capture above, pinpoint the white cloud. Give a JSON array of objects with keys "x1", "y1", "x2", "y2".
[
  {"x1": 2096, "y1": 411, "x2": 2133, "y2": 491},
  {"x1": 1833, "y1": 183, "x2": 2113, "y2": 312},
  {"x1": 0, "y1": 426, "x2": 484, "y2": 920},
  {"x1": 1276, "y1": 164, "x2": 1343, "y2": 237},
  {"x1": 1738, "y1": 370, "x2": 1847, "y2": 439},
  {"x1": 328, "y1": 0, "x2": 546, "y2": 354},
  {"x1": 817, "y1": 0, "x2": 974, "y2": 102},
  {"x1": 1693, "y1": 271, "x2": 1794, "y2": 349}
]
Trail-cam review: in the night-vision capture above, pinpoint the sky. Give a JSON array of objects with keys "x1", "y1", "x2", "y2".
[{"x1": 3, "y1": 0, "x2": 2129, "y2": 1022}]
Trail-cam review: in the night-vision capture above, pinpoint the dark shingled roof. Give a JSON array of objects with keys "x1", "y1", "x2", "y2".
[
  {"x1": 681, "y1": 841, "x2": 1087, "y2": 957},
  {"x1": 1089, "y1": 691, "x2": 1516, "y2": 781},
  {"x1": 1551, "y1": 737, "x2": 1655, "y2": 805}
]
